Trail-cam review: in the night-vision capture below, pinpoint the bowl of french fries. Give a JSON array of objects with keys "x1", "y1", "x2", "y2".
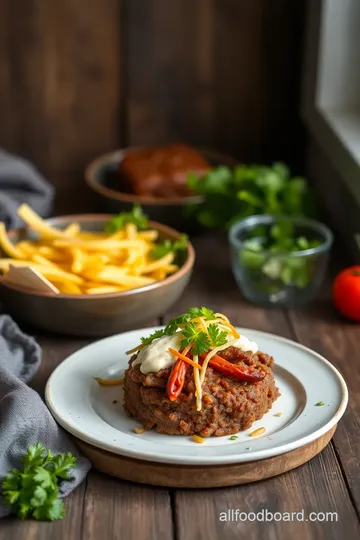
[{"x1": 0, "y1": 204, "x2": 194, "y2": 336}]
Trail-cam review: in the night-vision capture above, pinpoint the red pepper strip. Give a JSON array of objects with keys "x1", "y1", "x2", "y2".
[
  {"x1": 167, "y1": 358, "x2": 190, "y2": 401},
  {"x1": 200, "y1": 353, "x2": 265, "y2": 382}
]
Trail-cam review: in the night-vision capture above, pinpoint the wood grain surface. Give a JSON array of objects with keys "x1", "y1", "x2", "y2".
[
  {"x1": 1, "y1": 233, "x2": 359, "y2": 540},
  {"x1": 0, "y1": 0, "x2": 306, "y2": 214}
]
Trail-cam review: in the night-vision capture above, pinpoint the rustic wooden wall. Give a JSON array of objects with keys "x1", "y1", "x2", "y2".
[{"x1": 0, "y1": 0, "x2": 305, "y2": 211}]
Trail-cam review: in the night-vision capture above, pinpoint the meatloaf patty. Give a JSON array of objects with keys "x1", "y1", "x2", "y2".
[
  {"x1": 123, "y1": 346, "x2": 279, "y2": 437},
  {"x1": 119, "y1": 143, "x2": 211, "y2": 197}
]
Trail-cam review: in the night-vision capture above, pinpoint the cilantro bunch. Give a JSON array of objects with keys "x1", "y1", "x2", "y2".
[
  {"x1": 140, "y1": 307, "x2": 228, "y2": 356},
  {"x1": 187, "y1": 162, "x2": 316, "y2": 229},
  {"x1": 1, "y1": 443, "x2": 76, "y2": 521}
]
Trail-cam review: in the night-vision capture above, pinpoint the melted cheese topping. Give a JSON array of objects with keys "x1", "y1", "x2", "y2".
[{"x1": 132, "y1": 333, "x2": 183, "y2": 374}]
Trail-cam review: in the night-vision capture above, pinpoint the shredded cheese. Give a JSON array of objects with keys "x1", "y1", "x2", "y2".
[
  {"x1": 249, "y1": 427, "x2": 266, "y2": 437},
  {"x1": 214, "y1": 318, "x2": 240, "y2": 339},
  {"x1": 192, "y1": 435, "x2": 205, "y2": 444},
  {"x1": 197, "y1": 317, "x2": 209, "y2": 333},
  {"x1": 126, "y1": 344, "x2": 144, "y2": 355},
  {"x1": 94, "y1": 377, "x2": 124, "y2": 386},
  {"x1": 193, "y1": 354, "x2": 202, "y2": 411},
  {"x1": 215, "y1": 313, "x2": 230, "y2": 323}
]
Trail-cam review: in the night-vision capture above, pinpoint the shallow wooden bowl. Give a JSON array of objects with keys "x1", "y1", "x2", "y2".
[{"x1": 0, "y1": 215, "x2": 195, "y2": 337}]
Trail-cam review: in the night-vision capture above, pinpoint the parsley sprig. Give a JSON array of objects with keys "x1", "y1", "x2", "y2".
[
  {"x1": 180, "y1": 322, "x2": 210, "y2": 355},
  {"x1": 104, "y1": 206, "x2": 188, "y2": 261},
  {"x1": 104, "y1": 204, "x2": 149, "y2": 232},
  {"x1": 139, "y1": 307, "x2": 229, "y2": 356},
  {"x1": 207, "y1": 323, "x2": 228, "y2": 348},
  {"x1": 1, "y1": 443, "x2": 76, "y2": 521},
  {"x1": 150, "y1": 234, "x2": 188, "y2": 260}
]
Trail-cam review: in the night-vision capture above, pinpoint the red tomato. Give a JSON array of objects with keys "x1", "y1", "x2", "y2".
[{"x1": 333, "y1": 265, "x2": 360, "y2": 321}]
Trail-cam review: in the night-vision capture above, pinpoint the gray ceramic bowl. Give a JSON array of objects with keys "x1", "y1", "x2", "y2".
[
  {"x1": 0, "y1": 215, "x2": 195, "y2": 337},
  {"x1": 85, "y1": 148, "x2": 238, "y2": 230}
]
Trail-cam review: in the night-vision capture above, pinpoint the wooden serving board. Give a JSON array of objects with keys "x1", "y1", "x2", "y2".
[{"x1": 74, "y1": 425, "x2": 336, "y2": 488}]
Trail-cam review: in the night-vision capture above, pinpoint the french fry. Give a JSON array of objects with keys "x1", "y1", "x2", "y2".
[
  {"x1": 14, "y1": 241, "x2": 37, "y2": 255},
  {"x1": 0, "y1": 259, "x2": 83, "y2": 284},
  {"x1": 151, "y1": 269, "x2": 167, "y2": 281},
  {"x1": 0, "y1": 205, "x2": 185, "y2": 295},
  {"x1": 53, "y1": 238, "x2": 146, "y2": 251},
  {"x1": 17, "y1": 204, "x2": 68, "y2": 240},
  {"x1": 140, "y1": 252, "x2": 174, "y2": 274},
  {"x1": 161, "y1": 264, "x2": 179, "y2": 273},
  {"x1": 125, "y1": 223, "x2": 137, "y2": 240},
  {"x1": 0, "y1": 223, "x2": 26, "y2": 259},
  {"x1": 82, "y1": 254, "x2": 110, "y2": 273},
  {"x1": 37, "y1": 245, "x2": 69, "y2": 262},
  {"x1": 31, "y1": 254, "x2": 57, "y2": 267},
  {"x1": 138, "y1": 230, "x2": 159, "y2": 241},
  {"x1": 71, "y1": 248, "x2": 87, "y2": 273},
  {"x1": 64, "y1": 223, "x2": 80, "y2": 236},
  {"x1": 84, "y1": 266, "x2": 154, "y2": 287},
  {"x1": 77, "y1": 231, "x2": 111, "y2": 240},
  {"x1": 86, "y1": 285, "x2": 126, "y2": 294},
  {"x1": 51, "y1": 281, "x2": 83, "y2": 294}
]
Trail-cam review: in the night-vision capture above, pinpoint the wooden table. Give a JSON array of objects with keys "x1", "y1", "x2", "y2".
[{"x1": 1, "y1": 232, "x2": 360, "y2": 540}]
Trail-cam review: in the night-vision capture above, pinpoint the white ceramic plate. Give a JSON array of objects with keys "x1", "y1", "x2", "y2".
[{"x1": 45, "y1": 327, "x2": 348, "y2": 466}]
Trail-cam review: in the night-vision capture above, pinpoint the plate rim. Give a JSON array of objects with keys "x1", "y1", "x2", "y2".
[{"x1": 45, "y1": 327, "x2": 348, "y2": 465}]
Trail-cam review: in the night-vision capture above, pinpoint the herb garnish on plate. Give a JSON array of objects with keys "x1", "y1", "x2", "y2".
[{"x1": 139, "y1": 307, "x2": 223, "y2": 356}]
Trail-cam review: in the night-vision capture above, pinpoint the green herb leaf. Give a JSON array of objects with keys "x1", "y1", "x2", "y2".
[
  {"x1": 150, "y1": 234, "x2": 188, "y2": 260},
  {"x1": 30, "y1": 486, "x2": 47, "y2": 508},
  {"x1": 187, "y1": 306, "x2": 216, "y2": 321},
  {"x1": 51, "y1": 453, "x2": 77, "y2": 479},
  {"x1": 140, "y1": 329, "x2": 166, "y2": 346},
  {"x1": 229, "y1": 436, "x2": 238, "y2": 441},
  {"x1": 187, "y1": 163, "x2": 315, "y2": 230},
  {"x1": 1, "y1": 444, "x2": 77, "y2": 521},
  {"x1": 2, "y1": 470, "x2": 21, "y2": 492},
  {"x1": 162, "y1": 307, "x2": 215, "y2": 339},
  {"x1": 315, "y1": 401, "x2": 324, "y2": 406},
  {"x1": 180, "y1": 322, "x2": 211, "y2": 356},
  {"x1": 4, "y1": 490, "x2": 20, "y2": 505},
  {"x1": 165, "y1": 313, "x2": 190, "y2": 334},
  {"x1": 104, "y1": 204, "x2": 149, "y2": 232},
  {"x1": 22, "y1": 443, "x2": 46, "y2": 472},
  {"x1": 32, "y1": 467, "x2": 55, "y2": 489},
  {"x1": 32, "y1": 496, "x2": 65, "y2": 522},
  {"x1": 140, "y1": 307, "x2": 218, "y2": 353},
  {"x1": 18, "y1": 501, "x2": 32, "y2": 520},
  {"x1": 207, "y1": 323, "x2": 228, "y2": 348},
  {"x1": 45, "y1": 498, "x2": 65, "y2": 521}
]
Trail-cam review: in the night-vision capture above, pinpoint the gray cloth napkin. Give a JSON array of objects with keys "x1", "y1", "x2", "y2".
[
  {"x1": 0, "y1": 315, "x2": 91, "y2": 518},
  {"x1": 0, "y1": 149, "x2": 54, "y2": 229}
]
